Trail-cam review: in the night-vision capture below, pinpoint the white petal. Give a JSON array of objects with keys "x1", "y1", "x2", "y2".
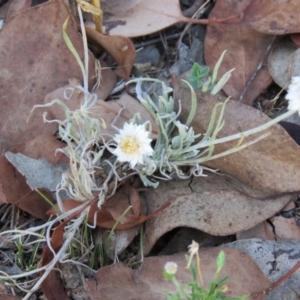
[{"x1": 286, "y1": 76, "x2": 300, "y2": 112}]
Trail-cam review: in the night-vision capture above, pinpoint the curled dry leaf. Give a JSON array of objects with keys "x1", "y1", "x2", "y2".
[
  {"x1": 84, "y1": 26, "x2": 136, "y2": 81},
  {"x1": 241, "y1": 0, "x2": 300, "y2": 35},
  {"x1": 0, "y1": 0, "x2": 96, "y2": 153},
  {"x1": 86, "y1": 247, "x2": 271, "y2": 300},
  {"x1": 174, "y1": 81, "x2": 300, "y2": 192},
  {"x1": 142, "y1": 174, "x2": 291, "y2": 255},
  {"x1": 268, "y1": 37, "x2": 299, "y2": 88},
  {"x1": 204, "y1": 0, "x2": 273, "y2": 105}
]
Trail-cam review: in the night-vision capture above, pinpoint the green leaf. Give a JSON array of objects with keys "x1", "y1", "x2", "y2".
[
  {"x1": 192, "y1": 62, "x2": 201, "y2": 77},
  {"x1": 211, "y1": 50, "x2": 227, "y2": 85},
  {"x1": 216, "y1": 250, "x2": 226, "y2": 272},
  {"x1": 62, "y1": 17, "x2": 86, "y2": 81},
  {"x1": 211, "y1": 68, "x2": 235, "y2": 95},
  {"x1": 200, "y1": 65, "x2": 210, "y2": 77}
]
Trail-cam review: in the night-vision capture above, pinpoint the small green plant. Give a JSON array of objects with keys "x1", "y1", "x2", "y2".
[
  {"x1": 163, "y1": 241, "x2": 249, "y2": 300},
  {"x1": 186, "y1": 63, "x2": 210, "y2": 90},
  {"x1": 186, "y1": 51, "x2": 234, "y2": 95}
]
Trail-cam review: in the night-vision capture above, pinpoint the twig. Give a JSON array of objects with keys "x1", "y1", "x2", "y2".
[
  {"x1": 239, "y1": 36, "x2": 277, "y2": 103},
  {"x1": 176, "y1": 0, "x2": 211, "y2": 50},
  {"x1": 134, "y1": 33, "x2": 182, "y2": 49}
]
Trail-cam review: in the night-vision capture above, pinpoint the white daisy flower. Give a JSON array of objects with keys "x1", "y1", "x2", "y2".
[
  {"x1": 286, "y1": 76, "x2": 300, "y2": 115},
  {"x1": 113, "y1": 122, "x2": 154, "y2": 168},
  {"x1": 164, "y1": 261, "x2": 178, "y2": 275}
]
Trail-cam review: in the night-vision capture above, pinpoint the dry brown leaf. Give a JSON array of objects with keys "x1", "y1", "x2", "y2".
[
  {"x1": 41, "y1": 271, "x2": 70, "y2": 300},
  {"x1": 238, "y1": 215, "x2": 300, "y2": 242},
  {"x1": 272, "y1": 217, "x2": 300, "y2": 241},
  {"x1": 101, "y1": 0, "x2": 182, "y2": 37},
  {"x1": 42, "y1": 60, "x2": 116, "y2": 103},
  {"x1": 84, "y1": 26, "x2": 136, "y2": 80},
  {"x1": 86, "y1": 247, "x2": 271, "y2": 300},
  {"x1": 0, "y1": 133, "x2": 68, "y2": 219},
  {"x1": 142, "y1": 174, "x2": 291, "y2": 255},
  {"x1": 5, "y1": 0, "x2": 31, "y2": 21},
  {"x1": 40, "y1": 219, "x2": 70, "y2": 300},
  {"x1": 12, "y1": 134, "x2": 67, "y2": 164},
  {"x1": 0, "y1": 155, "x2": 54, "y2": 220},
  {"x1": 204, "y1": 0, "x2": 273, "y2": 105},
  {"x1": 100, "y1": 0, "x2": 241, "y2": 37},
  {"x1": 105, "y1": 93, "x2": 159, "y2": 138},
  {"x1": 241, "y1": 0, "x2": 300, "y2": 35},
  {"x1": 174, "y1": 81, "x2": 300, "y2": 192},
  {"x1": 236, "y1": 221, "x2": 275, "y2": 241},
  {"x1": 103, "y1": 183, "x2": 141, "y2": 223},
  {"x1": 0, "y1": 295, "x2": 21, "y2": 300},
  {"x1": 47, "y1": 184, "x2": 170, "y2": 230},
  {"x1": 0, "y1": 0, "x2": 96, "y2": 153},
  {"x1": 45, "y1": 82, "x2": 158, "y2": 139},
  {"x1": 96, "y1": 225, "x2": 142, "y2": 260}
]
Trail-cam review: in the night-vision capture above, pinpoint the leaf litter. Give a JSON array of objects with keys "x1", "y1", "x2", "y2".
[
  {"x1": 0, "y1": 0, "x2": 99, "y2": 153},
  {"x1": 99, "y1": 0, "x2": 242, "y2": 37},
  {"x1": 1, "y1": 1, "x2": 300, "y2": 299},
  {"x1": 204, "y1": 0, "x2": 273, "y2": 105},
  {"x1": 241, "y1": 0, "x2": 300, "y2": 35}
]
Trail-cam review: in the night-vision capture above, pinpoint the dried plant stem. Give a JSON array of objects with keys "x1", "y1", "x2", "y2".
[
  {"x1": 177, "y1": 0, "x2": 211, "y2": 49},
  {"x1": 91, "y1": 0, "x2": 103, "y2": 33},
  {"x1": 196, "y1": 251, "x2": 204, "y2": 287}
]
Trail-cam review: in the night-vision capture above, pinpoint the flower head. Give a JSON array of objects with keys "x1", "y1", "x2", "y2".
[
  {"x1": 113, "y1": 122, "x2": 154, "y2": 168},
  {"x1": 186, "y1": 240, "x2": 199, "y2": 269},
  {"x1": 164, "y1": 261, "x2": 178, "y2": 275},
  {"x1": 188, "y1": 240, "x2": 199, "y2": 256},
  {"x1": 286, "y1": 76, "x2": 300, "y2": 115}
]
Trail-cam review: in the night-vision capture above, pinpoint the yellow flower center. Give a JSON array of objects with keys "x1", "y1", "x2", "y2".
[{"x1": 120, "y1": 136, "x2": 139, "y2": 154}]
